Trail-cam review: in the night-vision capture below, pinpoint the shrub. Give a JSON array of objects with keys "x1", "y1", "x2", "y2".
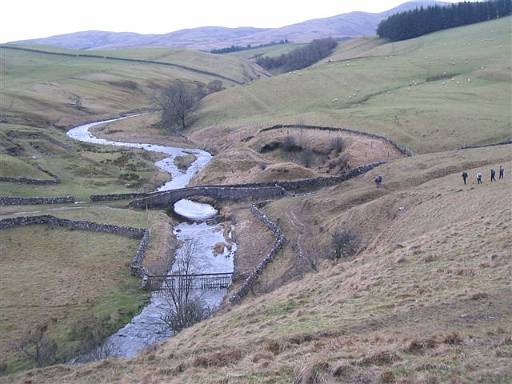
[
  {"x1": 331, "y1": 229, "x2": 360, "y2": 261},
  {"x1": 282, "y1": 136, "x2": 301, "y2": 152},
  {"x1": 301, "y1": 149, "x2": 314, "y2": 168},
  {"x1": 14, "y1": 324, "x2": 58, "y2": 367},
  {"x1": 329, "y1": 137, "x2": 345, "y2": 154}
]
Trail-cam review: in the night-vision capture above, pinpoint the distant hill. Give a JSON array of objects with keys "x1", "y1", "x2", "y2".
[{"x1": 10, "y1": 1, "x2": 447, "y2": 50}]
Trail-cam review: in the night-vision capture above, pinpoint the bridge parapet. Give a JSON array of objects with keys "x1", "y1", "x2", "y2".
[{"x1": 129, "y1": 185, "x2": 287, "y2": 209}]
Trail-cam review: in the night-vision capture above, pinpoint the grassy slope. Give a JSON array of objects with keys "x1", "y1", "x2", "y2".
[
  {"x1": 191, "y1": 18, "x2": 512, "y2": 154},
  {"x1": 0, "y1": 44, "x2": 264, "y2": 198},
  {"x1": 0, "y1": 154, "x2": 52, "y2": 179},
  {"x1": 1, "y1": 18, "x2": 511, "y2": 384},
  {"x1": 227, "y1": 43, "x2": 308, "y2": 60},
  {"x1": 7, "y1": 145, "x2": 511, "y2": 383},
  {"x1": 0, "y1": 205, "x2": 173, "y2": 373},
  {"x1": 0, "y1": 226, "x2": 144, "y2": 373}
]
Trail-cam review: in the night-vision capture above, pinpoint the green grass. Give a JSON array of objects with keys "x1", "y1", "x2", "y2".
[
  {"x1": 0, "y1": 154, "x2": 52, "y2": 179},
  {"x1": 0, "y1": 225, "x2": 148, "y2": 373},
  {"x1": 192, "y1": 18, "x2": 512, "y2": 154},
  {"x1": 0, "y1": 42, "x2": 264, "y2": 199},
  {"x1": 0, "y1": 123, "x2": 169, "y2": 199},
  {"x1": 3, "y1": 44, "x2": 264, "y2": 86},
  {"x1": 227, "y1": 43, "x2": 307, "y2": 60}
]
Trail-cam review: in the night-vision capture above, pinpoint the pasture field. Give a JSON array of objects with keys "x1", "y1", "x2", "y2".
[
  {"x1": 0, "y1": 226, "x2": 145, "y2": 373},
  {"x1": 0, "y1": 123, "x2": 170, "y2": 200},
  {"x1": 0, "y1": 205, "x2": 173, "y2": 373},
  {"x1": 227, "y1": 43, "x2": 308, "y2": 60},
  {"x1": 0, "y1": 43, "x2": 262, "y2": 199},
  {"x1": 0, "y1": 154, "x2": 53, "y2": 179},
  {"x1": 191, "y1": 17, "x2": 512, "y2": 154}
]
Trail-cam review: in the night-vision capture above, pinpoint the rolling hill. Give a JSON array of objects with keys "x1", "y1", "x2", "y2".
[
  {"x1": 10, "y1": 1, "x2": 446, "y2": 50},
  {"x1": 189, "y1": 17, "x2": 512, "y2": 155},
  {"x1": 1, "y1": 6, "x2": 511, "y2": 384}
]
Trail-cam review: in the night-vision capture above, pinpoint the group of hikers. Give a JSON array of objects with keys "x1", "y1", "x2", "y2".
[
  {"x1": 373, "y1": 165, "x2": 506, "y2": 188},
  {"x1": 462, "y1": 165, "x2": 505, "y2": 185}
]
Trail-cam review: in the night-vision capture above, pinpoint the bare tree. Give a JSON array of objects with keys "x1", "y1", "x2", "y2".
[
  {"x1": 300, "y1": 149, "x2": 314, "y2": 168},
  {"x1": 160, "y1": 240, "x2": 211, "y2": 333},
  {"x1": 331, "y1": 229, "x2": 360, "y2": 261},
  {"x1": 14, "y1": 324, "x2": 57, "y2": 367},
  {"x1": 155, "y1": 80, "x2": 196, "y2": 133}
]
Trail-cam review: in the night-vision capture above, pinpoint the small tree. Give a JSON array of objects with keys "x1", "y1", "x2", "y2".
[
  {"x1": 329, "y1": 137, "x2": 345, "y2": 154},
  {"x1": 71, "y1": 94, "x2": 83, "y2": 110},
  {"x1": 155, "y1": 80, "x2": 196, "y2": 133},
  {"x1": 160, "y1": 240, "x2": 211, "y2": 333},
  {"x1": 300, "y1": 149, "x2": 314, "y2": 168},
  {"x1": 331, "y1": 229, "x2": 360, "y2": 261},
  {"x1": 14, "y1": 324, "x2": 57, "y2": 367},
  {"x1": 206, "y1": 80, "x2": 223, "y2": 93}
]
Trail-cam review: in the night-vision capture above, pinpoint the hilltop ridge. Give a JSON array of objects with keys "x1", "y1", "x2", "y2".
[{"x1": 10, "y1": 1, "x2": 446, "y2": 50}]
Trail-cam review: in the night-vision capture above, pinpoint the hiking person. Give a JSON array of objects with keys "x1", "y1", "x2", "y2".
[
  {"x1": 374, "y1": 175, "x2": 382, "y2": 188},
  {"x1": 476, "y1": 172, "x2": 483, "y2": 184},
  {"x1": 462, "y1": 171, "x2": 468, "y2": 185},
  {"x1": 499, "y1": 165, "x2": 504, "y2": 180},
  {"x1": 490, "y1": 168, "x2": 496, "y2": 182}
]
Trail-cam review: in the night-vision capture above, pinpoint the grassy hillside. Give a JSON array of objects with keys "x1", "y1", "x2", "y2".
[
  {"x1": 0, "y1": 44, "x2": 265, "y2": 199},
  {"x1": 6, "y1": 145, "x2": 510, "y2": 383},
  {"x1": 1, "y1": 45, "x2": 263, "y2": 128},
  {"x1": 1, "y1": 13, "x2": 510, "y2": 384},
  {"x1": 0, "y1": 154, "x2": 53, "y2": 179},
  {"x1": 0, "y1": 205, "x2": 173, "y2": 374},
  {"x1": 0, "y1": 226, "x2": 144, "y2": 373},
  {"x1": 227, "y1": 43, "x2": 307, "y2": 60},
  {"x1": 191, "y1": 17, "x2": 512, "y2": 154}
]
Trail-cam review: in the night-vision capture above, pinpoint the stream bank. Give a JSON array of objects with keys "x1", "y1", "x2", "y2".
[{"x1": 67, "y1": 117, "x2": 235, "y2": 359}]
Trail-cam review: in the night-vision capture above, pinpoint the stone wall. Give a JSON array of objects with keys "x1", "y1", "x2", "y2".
[
  {"x1": 0, "y1": 215, "x2": 149, "y2": 278},
  {"x1": 0, "y1": 196, "x2": 75, "y2": 206},
  {"x1": 229, "y1": 204, "x2": 287, "y2": 304},
  {"x1": 259, "y1": 124, "x2": 415, "y2": 157},
  {"x1": 130, "y1": 229, "x2": 150, "y2": 277},
  {"x1": 459, "y1": 140, "x2": 512, "y2": 150},
  {"x1": 0, "y1": 165, "x2": 61, "y2": 185},
  {"x1": 128, "y1": 185, "x2": 288, "y2": 209},
  {"x1": 90, "y1": 192, "x2": 150, "y2": 202},
  {"x1": 126, "y1": 161, "x2": 383, "y2": 209}
]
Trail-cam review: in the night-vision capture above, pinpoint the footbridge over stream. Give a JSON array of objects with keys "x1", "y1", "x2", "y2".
[
  {"x1": 145, "y1": 272, "x2": 234, "y2": 292},
  {"x1": 122, "y1": 161, "x2": 385, "y2": 209}
]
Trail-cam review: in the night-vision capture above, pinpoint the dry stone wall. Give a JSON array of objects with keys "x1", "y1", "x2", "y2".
[
  {"x1": 126, "y1": 162, "x2": 384, "y2": 209},
  {"x1": 0, "y1": 165, "x2": 61, "y2": 185},
  {"x1": 128, "y1": 185, "x2": 288, "y2": 209},
  {"x1": 229, "y1": 204, "x2": 287, "y2": 304},
  {"x1": 90, "y1": 192, "x2": 149, "y2": 202},
  {"x1": 259, "y1": 124, "x2": 415, "y2": 157},
  {"x1": 0, "y1": 215, "x2": 149, "y2": 278},
  {"x1": 0, "y1": 196, "x2": 75, "y2": 206}
]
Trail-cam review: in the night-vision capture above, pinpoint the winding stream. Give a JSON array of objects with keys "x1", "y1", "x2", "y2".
[{"x1": 67, "y1": 117, "x2": 235, "y2": 359}]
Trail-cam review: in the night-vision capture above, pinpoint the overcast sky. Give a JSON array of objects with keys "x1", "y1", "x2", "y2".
[{"x1": 2, "y1": 0, "x2": 466, "y2": 43}]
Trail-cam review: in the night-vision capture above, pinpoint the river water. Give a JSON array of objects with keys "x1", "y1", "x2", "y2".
[{"x1": 67, "y1": 117, "x2": 235, "y2": 359}]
